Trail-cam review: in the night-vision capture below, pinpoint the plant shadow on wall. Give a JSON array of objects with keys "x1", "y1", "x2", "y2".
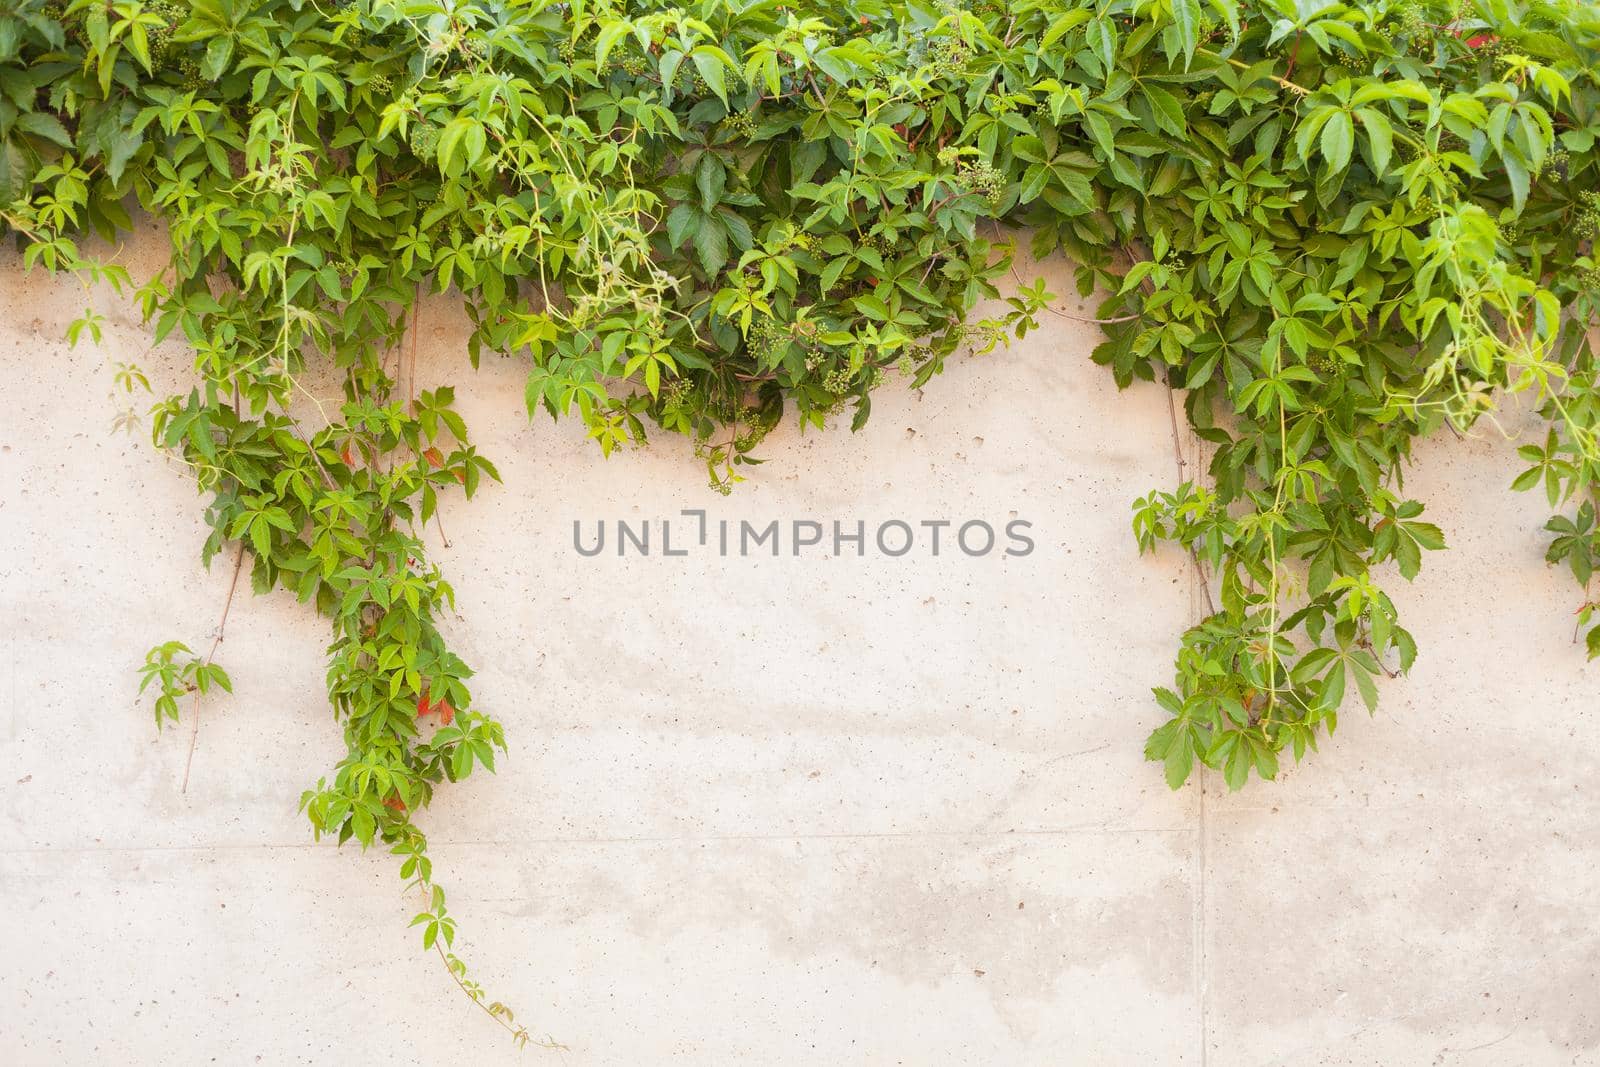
[{"x1": 3, "y1": 0, "x2": 1599, "y2": 1041}]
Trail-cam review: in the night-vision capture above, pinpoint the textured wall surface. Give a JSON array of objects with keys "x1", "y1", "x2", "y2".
[{"x1": 1, "y1": 230, "x2": 1596, "y2": 1065}]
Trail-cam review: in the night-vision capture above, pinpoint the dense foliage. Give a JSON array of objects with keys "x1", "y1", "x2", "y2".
[{"x1": 3, "y1": 0, "x2": 1597, "y2": 1034}]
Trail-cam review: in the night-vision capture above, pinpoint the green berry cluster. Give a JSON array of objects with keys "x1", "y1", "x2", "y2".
[
  {"x1": 859, "y1": 231, "x2": 891, "y2": 256},
  {"x1": 748, "y1": 317, "x2": 794, "y2": 365},
  {"x1": 1309, "y1": 350, "x2": 1342, "y2": 376},
  {"x1": 145, "y1": 0, "x2": 185, "y2": 64},
  {"x1": 947, "y1": 321, "x2": 1001, "y2": 352},
  {"x1": 922, "y1": 36, "x2": 970, "y2": 79},
  {"x1": 659, "y1": 377, "x2": 695, "y2": 415},
  {"x1": 1398, "y1": 2, "x2": 1430, "y2": 44},
  {"x1": 1372, "y1": 1, "x2": 1433, "y2": 56},
  {"x1": 46, "y1": 2, "x2": 86, "y2": 44},
  {"x1": 733, "y1": 405, "x2": 778, "y2": 452},
  {"x1": 1576, "y1": 193, "x2": 1600, "y2": 240},
  {"x1": 176, "y1": 56, "x2": 204, "y2": 91},
  {"x1": 1338, "y1": 490, "x2": 1373, "y2": 522},
  {"x1": 409, "y1": 120, "x2": 441, "y2": 160},
  {"x1": 721, "y1": 111, "x2": 758, "y2": 138},
  {"x1": 1479, "y1": 38, "x2": 1507, "y2": 61},
  {"x1": 820, "y1": 368, "x2": 853, "y2": 394},
  {"x1": 957, "y1": 160, "x2": 1005, "y2": 207}
]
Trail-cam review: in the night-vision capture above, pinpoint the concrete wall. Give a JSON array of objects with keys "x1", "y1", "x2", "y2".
[{"x1": 1, "y1": 229, "x2": 1596, "y2": 1065}]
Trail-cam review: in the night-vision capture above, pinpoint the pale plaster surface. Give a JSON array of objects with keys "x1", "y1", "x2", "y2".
[{"x1": 0, "y1": 228, "x2": 1596, "y2": 1065}]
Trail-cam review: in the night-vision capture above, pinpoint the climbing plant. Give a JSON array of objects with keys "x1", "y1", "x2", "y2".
[{"x1": 3, "y1": 0, "x2": 1597, "y2": 1037}]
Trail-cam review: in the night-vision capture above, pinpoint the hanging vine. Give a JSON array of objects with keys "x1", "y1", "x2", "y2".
[{"x1": 3, "y1": 0, "x2": 1597, "y2": 1036}]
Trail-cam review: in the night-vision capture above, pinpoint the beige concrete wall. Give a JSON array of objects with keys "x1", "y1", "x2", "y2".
[{"x1": 1, "y1": 228, "x2": 1595, "y2": 1064}]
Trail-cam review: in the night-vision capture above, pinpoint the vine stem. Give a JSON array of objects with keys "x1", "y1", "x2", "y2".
[
  {"x1": 181, "y1": 540, "x2": 247, "y2": 794},
  {"x1": 991, "y1": 220, "x2": 1142, "y2": 325},
  {"x1": 1116, "y1": 236, "x2": 1218, "y2": 618},
  {"x1": 427, "y1": 940, "x2": 563, "y2": 1049},
  {"x1": 1203, "y1": 50, "x2": 1312, "y2": 96},
  {"x1": 1046, "y1": 306, "x2": 1142, "y2": 325},
  {"x1": 401, "y1": 292, "x2": 452, "y2": 549},
  {"x1": 431, "y1": 940, "x2": 516, "y2": 1036},
  {"x1": 1263, "y1": 355, "x2": 1291, "y2": 725},
  {"x1": 409, "y1": 283, "x2": 421, "y2": 411},
  {"x1": 1576, "y1": 568, "x2": 1595, "y2": 644},
  {"x1": 1165, "y1": 371, "x2": 1217, "y2": 616},
  {"x1": 412, "y1": 879, "x2": 565, "y2": 1051}
]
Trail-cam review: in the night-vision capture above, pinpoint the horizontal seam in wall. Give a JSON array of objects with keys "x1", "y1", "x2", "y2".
[{"x1": 0, "y1": 825, "x2": 1196, "y2": 854}]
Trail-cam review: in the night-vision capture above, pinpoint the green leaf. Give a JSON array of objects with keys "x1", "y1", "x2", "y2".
[
  {"x1": 1142, "y1": 84, "x2": 1187, "y2": 137},
  {"x1": 1041, "y1": 10, "x2": 1092, "y2": 50},
  {"x1": 436, "y1": 117, "x2": 486, "y2": 176},
  {"x1": 15, "y1": 112, "x2": 72, "y2": 148},
  {"x1": 1164, "y1": 736, "x2": 1194, "y2": 789},
  {"x1": 1356, "y1": 108, "x2": 1393, "y2": 175},
  {"x1": 202, "y1": 36, "x2": 234, "y2": 81},
  {"x1": 666, "y1": 203, "x2": 700, "y2": 249},
  {"x1": 0, "y1": 139, "x2": 30, "y2": 205},
  {"x1": 1320, "y1": 110, "x2": 1354, "y2": 172},
  {"x1": 1168, "y1": 0, "x2": 1202, "y2": 67},
  {"x1": 695, "y1": 154, "x2": 725, "y2": 210},
  {"x1": 1084, "y1": 110, "x2": 1116, "y2": 160},
  {"x1": 695, "y1": 218, "x2": 729, "y2": 275},
  {"x1": 692, "y1": 48, "x2": 729, "y2": 105}
]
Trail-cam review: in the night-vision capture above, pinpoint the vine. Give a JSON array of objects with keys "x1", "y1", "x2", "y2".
[{"x1": 3, "y1": 0, "x2": 1597, "y2": 1037}]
